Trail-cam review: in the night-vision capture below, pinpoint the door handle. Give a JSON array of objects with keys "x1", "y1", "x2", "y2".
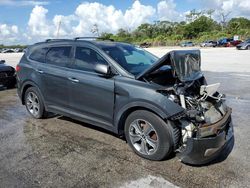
[
  {"x1": 36, "y1": 69, "x2": 44, "y2": 74},
  {"x1": 68, "y1": 77, "x2": 79, "y2": 83}
]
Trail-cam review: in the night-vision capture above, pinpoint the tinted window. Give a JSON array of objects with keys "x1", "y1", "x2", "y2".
[
  {"x1": 29, "y1": 47, "x2": 48, "y2": 63},
  {"x1": 73, "y1": 47, "x2": 107, "y2": 72},
  {"x1": 46, "y1": 46, "x2": 72, "y2": 66}
]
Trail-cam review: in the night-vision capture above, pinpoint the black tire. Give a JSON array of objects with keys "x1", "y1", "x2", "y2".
[
  {"x1": 125, "y1": 110, "x2": 180, "y2": 161},
  {"x1": 24, "y1": 87, "x2": 48, "y2": 119},
  {"x1": 247, "y1": 45, "x2": 250, "y2": 50}
]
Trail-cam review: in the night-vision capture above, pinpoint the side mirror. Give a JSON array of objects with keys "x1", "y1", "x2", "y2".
[{"x1": 94, "y1": 64, "x2": 113, "y2": 77}]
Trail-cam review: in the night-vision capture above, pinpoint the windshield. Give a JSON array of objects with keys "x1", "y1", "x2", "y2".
[{"x1": 102, "y1": 44, "x2": 158, "y2": 75}]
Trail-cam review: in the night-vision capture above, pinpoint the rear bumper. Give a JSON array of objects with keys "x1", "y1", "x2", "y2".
[{"x1": 177, "y1": 113, "x2": 234, "y2": 165}]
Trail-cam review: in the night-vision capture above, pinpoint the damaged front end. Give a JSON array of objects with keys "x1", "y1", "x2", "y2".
[
  {"x1": 138, "y1": 50, "x2": 234, "y2": 165},
  {"x1": 169, "y1": 82, "x2": 233, "y2": 165}
]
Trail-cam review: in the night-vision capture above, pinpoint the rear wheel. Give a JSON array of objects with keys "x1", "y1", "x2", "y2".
[
  {"x1": 247, "y1": 45, "x2": 250, "y2": 50},
  {"x1": 24, "y1": 87, "x2": 47, "y2": 119},
  {"x1": 125, "y1": 110, "x2": 179, "y2": 161}
]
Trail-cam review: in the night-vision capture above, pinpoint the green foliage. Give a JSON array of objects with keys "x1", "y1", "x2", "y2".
[
  {"x1": 100, "y1": 14, "x2": 250, "y2": 46},
  {"x1": 0, "y1": 44, "x2": 27, "y2": 49},
  {"x1": 227, "y1": 17, "x2": 250, "y2": 35},
  {"x1": 183, "y1": 16, "x2": 219, "y2": 39},
  {"x1": 228, "y1": 17, "x2": 250, "y2": 29}
]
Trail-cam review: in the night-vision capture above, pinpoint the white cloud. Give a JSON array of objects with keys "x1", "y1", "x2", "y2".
[
  {"x1": 73, "y1": 2, "x2": 125, "y2": 36},
  {"x1": 124, "y1": 0, "x2": 155, "y2": 29},
  {"x1": 0, "y1": 23, "x2": 19, "y2": 44},
  {"x1": 0, "y1": 0, "x2": 49, "y2": 6},
  {"x1": 53, "y1": 15, "x2": 77, "y2": 37},
  {"x1": 27, "y1": 5, "x2": 51, "y2": 37},
  {"x1": 157, "y1": 0, "x2": 184, "y2": 22},
  {"x1": 25, "y1": 1, "x2": 156, "y2": 42},
  {"x1": 198, "y1": 0, "x2": 250, "y2": 19},
  {"x1": 73, "y1": 0, "x2": 155, "y2": 35}
]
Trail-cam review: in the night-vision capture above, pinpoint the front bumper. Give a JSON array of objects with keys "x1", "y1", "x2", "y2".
[
  {"x1": 177, "y1": 111, "x2": 234, "y2": 165},
  {"x1": 0, "y1": 75, "x2": 16, "y2": 88},
  {"x1": 236, "y1": 45, "x2": 247, "y2": 50}
]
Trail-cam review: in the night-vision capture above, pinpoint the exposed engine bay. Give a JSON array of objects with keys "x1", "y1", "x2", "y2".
[
  {"x1": 158, "y1": 79, "x2": 230, "y2": 149},
  {"x1": 139, "y1": 50, "x2": 232, "y2": 158}
]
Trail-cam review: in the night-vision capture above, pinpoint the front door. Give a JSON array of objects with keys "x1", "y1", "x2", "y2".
[{"x1": 68, "y1": 46, "x2": 115, "y2": 127}]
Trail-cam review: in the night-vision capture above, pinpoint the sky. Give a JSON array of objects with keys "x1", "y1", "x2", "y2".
[{"x1": 0, "y1": 0, "x2": 250, "y2": 45}]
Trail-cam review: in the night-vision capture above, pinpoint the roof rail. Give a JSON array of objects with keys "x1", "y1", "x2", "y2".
[
  {"x1": 74, "y1": 37, "x2": 98, "y2": 40},
  {"x1": 45, "y1": 39, "x2": 70, "y2": 42},
  {"x1": 74, "y1": 37, "x2": 114, "y2": 42}
]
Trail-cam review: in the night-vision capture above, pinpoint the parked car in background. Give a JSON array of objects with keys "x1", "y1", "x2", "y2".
[
  {"x1": 236, "y1": 39, "x2": 250, "y2": 50},
  {"x1": 139, "y1": 42, "x2": 151, "y2": 48},
  {"x1": 0, "y1": 48, "x2": 25, "y2": 53},
  {"x1": 229, "y1": 40, "x2": 242, "y2": 47},
  {"x1": 180, "y1": 41, "x2": 194, "y2": 47},
  {"x1": 0, "y1": 60, "x2": 16, "y2": 89},
  {"x1": 200, "y1": 40, "x2": 217, "y2": 47},
  {"x1": 1, "y1": 49, "x2": 15, "y2": 53},
  {"x1": 16, "y1": 38, "x2": 233, "y2": 165},
  {"x1": 217, "y1": 38, "x2": 233, "y2": 47}
]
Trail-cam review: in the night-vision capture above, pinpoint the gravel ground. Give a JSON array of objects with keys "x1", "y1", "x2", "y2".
[{"x1": 0, "y1": 47, "x2": 250, "y2": 188}]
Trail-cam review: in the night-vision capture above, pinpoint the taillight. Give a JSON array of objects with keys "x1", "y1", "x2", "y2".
[{"x1": 16, "y1": 65, "x2": 21, "y2": 72}]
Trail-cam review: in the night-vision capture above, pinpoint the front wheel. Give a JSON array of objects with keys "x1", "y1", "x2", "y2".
[{"x1": 125, "y1": 110, "x2": 180, "y2": 161}]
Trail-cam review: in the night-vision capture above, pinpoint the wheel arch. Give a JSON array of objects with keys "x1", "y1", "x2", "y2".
[
  {"x1": 21, "y1": 81, "x2": 45, "y2": 106},
  {"x1": 115, "y1": 102, "x2": 169, "y2": 136}
]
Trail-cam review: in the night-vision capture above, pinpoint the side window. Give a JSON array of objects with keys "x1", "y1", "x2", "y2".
[
  {"x1": 29, "y1": 48, "x2": 48, "y2": 63},
  {"x1": 74, "y1": 47, "x2": 107, "y2": 72},
  {"x1": 46, "y1": 46, "x2": 72, "y2": 67}
]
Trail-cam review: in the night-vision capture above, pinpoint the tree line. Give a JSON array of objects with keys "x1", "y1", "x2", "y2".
[{"x1": 100, "y1": 9, "x2": 250, "y2": 46}]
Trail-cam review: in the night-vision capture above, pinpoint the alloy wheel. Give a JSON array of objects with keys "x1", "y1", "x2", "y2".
[
  {"x1": 129, "y1": 119, "x2": 159, "y2": 155},
  {"x1": 26, "y1": 92, "x2": 40, "y2": 117}
]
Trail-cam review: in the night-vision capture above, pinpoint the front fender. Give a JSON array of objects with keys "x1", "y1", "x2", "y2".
[{"x1": 113, "y1": 77, "x2": 185, "y2": 132}]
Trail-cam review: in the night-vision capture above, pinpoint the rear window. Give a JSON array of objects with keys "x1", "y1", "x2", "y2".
[
  {"x1": 29, "y1": 47, "x2": 48, "y2": 63},
  {"x1": 46, "y1": 46, "x2": 72, "y2": 67}
]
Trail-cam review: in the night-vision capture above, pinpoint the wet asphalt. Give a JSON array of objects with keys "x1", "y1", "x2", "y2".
[{"x1": 0, "y1": 70, "x2": 250, "y2": 188}]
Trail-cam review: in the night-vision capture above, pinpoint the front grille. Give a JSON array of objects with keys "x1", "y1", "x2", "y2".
[
  {"x1": 0, "y1": 71, "x2": 14, "y2": 78},
  {"x1": 0, "y1": 72, "x2": 7, "y2": 78}
]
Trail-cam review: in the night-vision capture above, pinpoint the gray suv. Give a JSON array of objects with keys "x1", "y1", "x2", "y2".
[{"x1": 17, "y1": 38, "x2": 234, "y2": 165}]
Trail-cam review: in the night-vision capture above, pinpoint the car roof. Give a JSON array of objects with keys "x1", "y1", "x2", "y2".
[{"x1": 31, "y1": 39, "x2": 132, "y2": 49}]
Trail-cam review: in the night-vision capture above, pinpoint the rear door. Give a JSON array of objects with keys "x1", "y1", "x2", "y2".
[
  {"x1": 68, "y1": 45, "x2": 115, "y2": 127},
  {"x1": 36, "y1": 45, "x2": 73, "y2": 110}
]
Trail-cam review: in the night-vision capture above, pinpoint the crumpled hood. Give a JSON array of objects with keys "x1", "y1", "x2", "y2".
[{"x1": 136, "y1": 50, "x2": 203, "y2": 82}]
